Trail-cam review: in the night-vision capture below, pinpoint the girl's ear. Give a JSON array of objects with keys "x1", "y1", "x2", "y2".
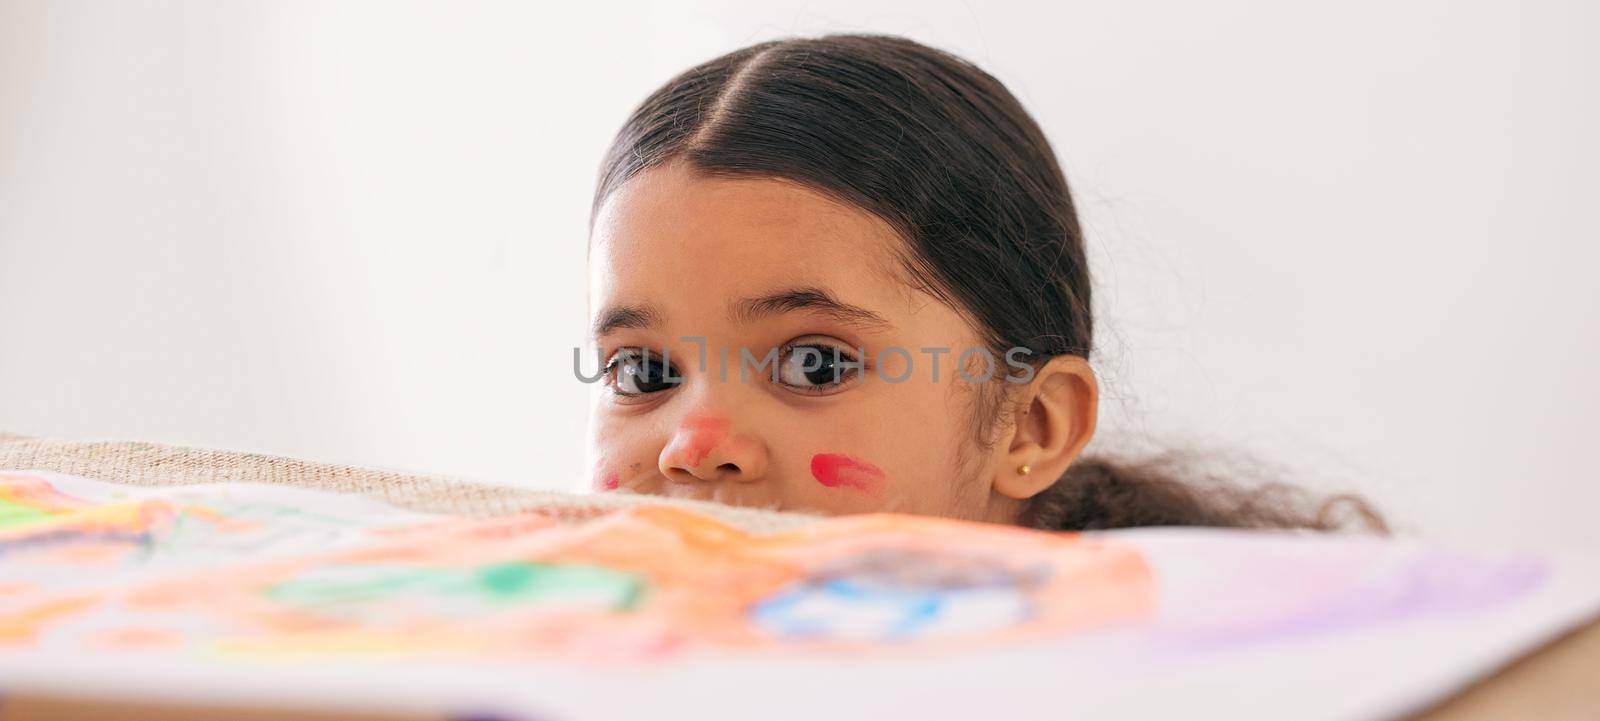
[{"x1": 992, "y1": 355, "x2": 1099, "y2": 500}]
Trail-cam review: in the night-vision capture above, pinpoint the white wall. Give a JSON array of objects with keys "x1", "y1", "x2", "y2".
[{"x1": 1, "y1": 0, "x2": 1595, "y2": 548}]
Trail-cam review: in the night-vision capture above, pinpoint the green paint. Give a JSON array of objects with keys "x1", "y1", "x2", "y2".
[
  {"x1": 266, "y1": 568, "x2": 439, "y2": 606},
  {"x1": 0, "y1": 496, "x2": 56, "y2": 528},
  {"x1": 477, "y1": 561, "x2": 645, "y2": 610},
  {"x1": 266, "y1": 561, "x2": 647, "y2": 614},
  {"x1": 480, "y1": 561, "x2": 541, "y2": 595}
]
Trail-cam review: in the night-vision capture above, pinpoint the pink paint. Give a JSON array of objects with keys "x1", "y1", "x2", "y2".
[
  {"x1": 810, "y1": 453, "x2": 884, "y2": 492},
  {"x1": 591, "y1": 457, "x2": 621, "y2": 491},
  {"x1": 677, "y1": 415, "x2": 731, "y2": 466}
]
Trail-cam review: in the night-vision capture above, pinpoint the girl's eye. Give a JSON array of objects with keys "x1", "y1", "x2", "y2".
[
  {"x1": 605, "y1": 349, "x2": 681, "y2": 397},
  {"x1": 776, "y1": 343, "x2": 862, "y2": 395}
]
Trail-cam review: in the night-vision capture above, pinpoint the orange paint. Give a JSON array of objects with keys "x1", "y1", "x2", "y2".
[
  {"x1": 2, "y1": 472, "x2": 1161, "y2": 662},
  {"x1": 93, "y1": 626, "x2": 185, "y2": 650}
]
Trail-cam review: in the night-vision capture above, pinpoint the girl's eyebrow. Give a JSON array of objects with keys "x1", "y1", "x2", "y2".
[
  {"x1": 591, "y1": 286, "x2": 893, "y2": 339},
  {"x1": 591, "y1": 304, "x2": 662, "y2": 338}
]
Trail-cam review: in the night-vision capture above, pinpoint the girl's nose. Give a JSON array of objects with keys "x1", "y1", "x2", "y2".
[{"x1": 659, "y1": 413, "x2": 768, "y2": 484}]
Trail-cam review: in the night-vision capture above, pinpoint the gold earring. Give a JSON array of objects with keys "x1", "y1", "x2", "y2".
[{"x1": 1017, "y1": 464, "x2": 1031, "y2": 476}]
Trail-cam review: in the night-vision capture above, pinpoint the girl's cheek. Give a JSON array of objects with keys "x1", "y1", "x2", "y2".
[
  {"x1": 809, "y1": 453, "x2": 885, "y2": 494},
  {"x1": 590, "y1": 455, "x2": 620, "y2": 491},
  {"x1": 592, "y1": 459, "x2": 650, "y2": 492}
]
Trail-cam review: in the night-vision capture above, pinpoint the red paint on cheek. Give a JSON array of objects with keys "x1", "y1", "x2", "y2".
[
  {"x1": 810, "y1": 453, "x2": 884, "y2": 493},
  {"x1": 591, "y1": 457, "x2": 621, "y2": 491},
  {"x1": 678, "y1": 415, "x2": 731, "y2": 466}
]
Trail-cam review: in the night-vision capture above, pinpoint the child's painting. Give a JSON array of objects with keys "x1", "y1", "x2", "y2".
[{"x1": 1, "y1": 469, "x2": 1597, "y2": 721}]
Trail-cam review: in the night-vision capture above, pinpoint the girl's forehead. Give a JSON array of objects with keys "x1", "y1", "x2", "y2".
[
  {"x1": 587, "y1": 162, "x2": 922, "y2": 323},
  {"x1": 593, "y1": 162, "x2": 900, "y2": 267}
]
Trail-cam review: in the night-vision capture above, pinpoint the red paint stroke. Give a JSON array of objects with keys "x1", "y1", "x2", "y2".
[
  {"x1": 590, "y1": 457, "x2": 620, "y2": 491},
  {"x1": 810, "y1": 453, "x2": 884, "y2": 493},
  {"x1": 677, "y1": 415, "x2": 731, "y2": 467}
]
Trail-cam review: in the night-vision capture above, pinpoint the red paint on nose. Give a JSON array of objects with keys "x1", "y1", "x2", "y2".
[
  {"x1": 810, "y1": 453, "x2": 884, "y2": 492},
  {"x1": 596, "y1": 472, "x2": 621, "y2": 491},
  {"x1": 679, "y1": 415, "x2": 731, "y2": 467}
]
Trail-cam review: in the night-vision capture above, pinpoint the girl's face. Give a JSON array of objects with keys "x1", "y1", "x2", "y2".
[{"x1": 585, "y1": 160, "x2": 1020, "y2": 522}]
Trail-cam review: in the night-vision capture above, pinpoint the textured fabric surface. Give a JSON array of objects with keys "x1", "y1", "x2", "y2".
[{"x1": 0, "y1": 434, "x2": 818, "y2": 534}]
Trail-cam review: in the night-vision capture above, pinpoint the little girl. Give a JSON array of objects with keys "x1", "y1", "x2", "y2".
[{"x1": 581, "y1": 33, "x2": 1384, "y2": 532}]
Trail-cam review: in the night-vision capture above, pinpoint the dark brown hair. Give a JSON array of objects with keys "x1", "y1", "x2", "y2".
[{"x1": 590, "y1": 33, "x2": 1387, "y2": 533}]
